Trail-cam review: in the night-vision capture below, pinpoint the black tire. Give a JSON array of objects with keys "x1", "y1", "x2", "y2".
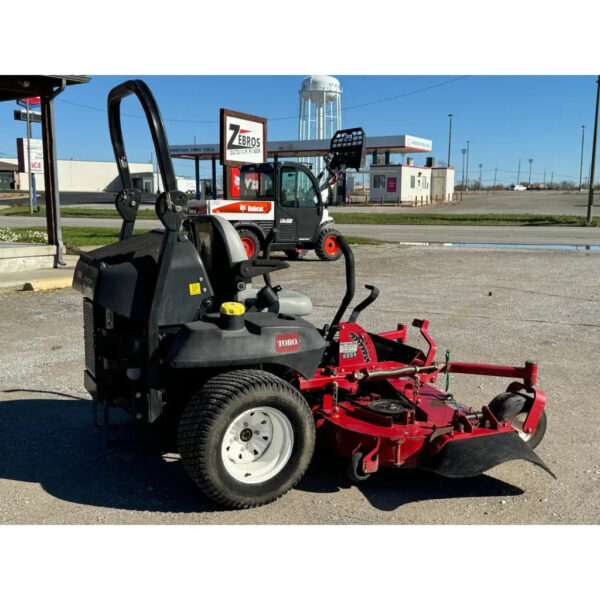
[
  {"x1": 346, "y1": 452, "x2": 371, "y2": 482},
  {"x1": 284, "y1": 249, "x2": 307, "y2": 260},
  {"x1": 178, "y1": 369, "x2": 315, "y2": 508},
  {"x1": 236, "y1": 228, "x2": 261, "y2": 260},
  {"x1": 488, "y1": 392, "x2": 547, "y2": 449},
  {"x1": 315, "y1": 228, "x2": 342, "y2": 261}
]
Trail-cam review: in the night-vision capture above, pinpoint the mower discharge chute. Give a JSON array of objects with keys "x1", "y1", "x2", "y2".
[{"x1": 72, "y1": 80, "x2": 552, "y2": 509}]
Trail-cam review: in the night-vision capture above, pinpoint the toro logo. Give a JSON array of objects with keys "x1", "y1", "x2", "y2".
[
  {"x1": 275, "y1": 333, "x2": 300, "y2": 353},
  {"x1": 227, "y1": 123, "x2": 261, "y2": 150}
]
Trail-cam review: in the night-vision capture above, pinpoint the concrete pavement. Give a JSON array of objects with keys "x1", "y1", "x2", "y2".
[{"x1": 2, "y1": 214, "x2": 600, "y2": 246}]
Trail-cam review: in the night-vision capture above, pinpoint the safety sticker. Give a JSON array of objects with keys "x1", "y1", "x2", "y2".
[
  {"x1": 189, "y1": 282, "x2": 202, "y2": 295},
  {"x1": 339, "y1": 341, "x2": 358, "y2": 359}
]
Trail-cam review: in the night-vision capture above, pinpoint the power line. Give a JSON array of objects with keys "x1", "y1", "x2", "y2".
[{"x1": 57, "y1": 76, "x2": 471, "y2": 125}]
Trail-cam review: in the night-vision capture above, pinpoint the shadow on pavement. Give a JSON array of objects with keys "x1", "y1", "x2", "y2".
[
  {"x1": 1, "y1": 390, "x2": 523, "y2": 517},
  {"x1": 0, "y1": 390, "x2": 221, "y2": 515},
  {"x1": 297, "y1": 447, "x2": 524, "y2": 512}
]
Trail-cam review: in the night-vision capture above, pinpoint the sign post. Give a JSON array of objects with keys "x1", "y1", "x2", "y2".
[
  {"x1": 17, "y1": 97, "x2": 41, "y2": 213},
  {"x1": 220, "y1": 109, "x2": 267, "y2": 199}
]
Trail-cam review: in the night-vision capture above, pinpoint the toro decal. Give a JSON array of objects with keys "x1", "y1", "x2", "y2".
[{"x1": 275, "y1": 333, "x2": 300, "y2": 353}]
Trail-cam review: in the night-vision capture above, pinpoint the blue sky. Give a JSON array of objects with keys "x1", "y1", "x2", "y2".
[{"x1": 0, "y1": 75, "x2": 597, "y2": 186}]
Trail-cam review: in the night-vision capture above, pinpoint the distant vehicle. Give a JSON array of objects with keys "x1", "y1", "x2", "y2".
[{"x1": 509, "y1": 184, "x2": 527, "y2": 191}]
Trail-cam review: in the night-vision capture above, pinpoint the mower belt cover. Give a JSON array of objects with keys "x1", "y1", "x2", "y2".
[{"x1": 420, "y1": 431, "x2": 555, "y2": 479}]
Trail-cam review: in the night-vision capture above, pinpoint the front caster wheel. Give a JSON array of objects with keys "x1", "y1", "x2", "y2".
[
  {"x1": 178, "y1": 369, "x2": 315, "y2": 508},
  {"x1": 489, "y1": 392, "x2": 547, "y2": 449},
  {"x1": 346, "y1": 452, "x2": 371, "y2": 482}
]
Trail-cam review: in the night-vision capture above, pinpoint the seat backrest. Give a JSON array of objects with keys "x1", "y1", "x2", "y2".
[{"x1": 184, "y1": 215, "x2": 248, "y2": 302}]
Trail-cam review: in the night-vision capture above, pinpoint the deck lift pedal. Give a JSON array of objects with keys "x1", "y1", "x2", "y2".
[{"x1": 72, "y1": 80, "x2": 553, "y2": 508}]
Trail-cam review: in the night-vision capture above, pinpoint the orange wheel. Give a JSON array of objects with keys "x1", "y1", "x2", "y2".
[
  {"x1": 324, "y1": 235, "x2": 339, "y2": 256},
  {"x1": 315, "y1": 229, "x2": 342, "y2": 261},
  {"x1": 237, "y1": 229, "x2": 260, "y2": 260}
]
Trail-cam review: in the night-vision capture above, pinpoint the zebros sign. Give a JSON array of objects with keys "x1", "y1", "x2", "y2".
[{"x1": 220, "y1": 108, "x2": 267, "y2": 167}]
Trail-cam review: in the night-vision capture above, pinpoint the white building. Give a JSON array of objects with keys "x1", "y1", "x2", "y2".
[
  {"x1": 369, "y1": 161, "x2": 455, "y2": 205},
  {"x1": 1, "y1": 157, "x2": 194, "y2": 193}
]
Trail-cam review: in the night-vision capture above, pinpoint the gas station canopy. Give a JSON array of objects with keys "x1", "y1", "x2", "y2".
[{"x1": 170, "y1": 134, "x2": 432, "y2": 162}]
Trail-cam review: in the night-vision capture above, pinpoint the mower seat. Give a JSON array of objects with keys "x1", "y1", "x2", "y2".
[{"x1": 185, "y1": 215, "x2": 313, "y2": 317}]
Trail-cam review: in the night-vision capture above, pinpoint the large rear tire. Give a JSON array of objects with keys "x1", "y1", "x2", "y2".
[
  {"x1": 315, "y1": 228, "x2": 342, "y2": 261},
  {"x1": 237, "y1": 228, "x2": 261, "y2": 260},
  {"x1": 178, "y1": 369, "x2": 315, "y2": 508},
  {"x1": 489, "y1": 392, "x2": 547, "y2": 449}
]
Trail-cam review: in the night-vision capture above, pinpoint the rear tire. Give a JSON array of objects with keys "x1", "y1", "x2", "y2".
[
  {"x1": 178, "y1": 369, "x2": 315, "y2": 508},
  {"x1": 237, "y1": 228, "x2": 261, "y2": 260},
  {"x1": 315, "y1": 228, "x2": 342, "y2": 261},
  {"x1": 489, "y1": 392, "x2": 547, "y2": 449}
]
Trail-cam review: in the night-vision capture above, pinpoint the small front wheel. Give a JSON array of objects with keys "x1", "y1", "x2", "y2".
[
  {"x1": 489, "y1": 392, "x2": 547, "y2": 449},
  {"x1": 178, "y1": 369, "x2": 315, "y2": 508},
  {"x1": 346, "y1": 452, "x2": 371, "y2": 482}
]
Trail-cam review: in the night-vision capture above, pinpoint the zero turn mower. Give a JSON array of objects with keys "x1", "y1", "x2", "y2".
[{"x1": 72, "y1": 80, "x2": 553, "y2": 508}]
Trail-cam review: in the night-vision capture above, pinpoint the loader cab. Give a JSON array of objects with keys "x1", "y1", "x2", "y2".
[{"x1": 239, "y1": 161, "x2": 324, "y2": 244}]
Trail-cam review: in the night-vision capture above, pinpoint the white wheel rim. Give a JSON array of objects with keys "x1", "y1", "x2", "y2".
[
  {"x1": 511, "y1": 411, "x2": 532, "y2": 443},
  {"x1": 221, "y1": 407, "x2": 294, "y2": 484}
]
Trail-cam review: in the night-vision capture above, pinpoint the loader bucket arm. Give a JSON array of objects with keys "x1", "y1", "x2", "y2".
[{"x1": 319, "y1": 127, "x2": 366, "y2": 192}]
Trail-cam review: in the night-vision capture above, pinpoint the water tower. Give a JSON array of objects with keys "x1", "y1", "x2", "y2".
[{"x1": 298, "y1": 75, "x2": 342, "y2": 174}]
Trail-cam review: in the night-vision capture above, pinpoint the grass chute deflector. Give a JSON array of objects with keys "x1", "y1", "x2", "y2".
[{"x1": 72, "y1": 79, "x2": 553, "y2": 509}]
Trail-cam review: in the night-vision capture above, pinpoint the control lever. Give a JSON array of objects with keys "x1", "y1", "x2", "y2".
[{"x1": 348, "y1": 285, "x2": 380, "y2": 323}]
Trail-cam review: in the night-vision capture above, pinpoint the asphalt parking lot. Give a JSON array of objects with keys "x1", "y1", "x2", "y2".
[{"x1": 1, "y1": 244, "x2": 599, "y2": 524}]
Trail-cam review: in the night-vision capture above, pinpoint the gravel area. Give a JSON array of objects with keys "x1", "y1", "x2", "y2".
[{"x1": 0, "y1": 244, "x2": 599, "y2": 524}]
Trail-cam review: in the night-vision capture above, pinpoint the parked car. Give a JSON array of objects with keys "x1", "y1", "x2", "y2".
[{"x1": 508, "y1": 184, "x2": 527, "y2": 191}]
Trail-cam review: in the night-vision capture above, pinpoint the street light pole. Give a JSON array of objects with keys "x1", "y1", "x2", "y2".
[
  {"x1": 516, "y1": 158, "x2": 521, "y2": 185},
  {"x1": 447, "y1": 113, "x2": 453, "y2": 168},
  {"x1": 579, "y1": 125, "x2": 586, "y2": 190},
  {"x1": 587, "y1": 75, "x2": 600, "y2": 224},
  {"x1": 478, "y1": 163, "x2": 483, "y2": 189},
  {"x1": 461, "y1": 148, "x2": 466, "y2": 190},
  {"x1": 465, "y1": 141, "x2": 470, "y2": 190},
  {"x1": 528, "y1": 158, "x2": 533, "y2": 185}
]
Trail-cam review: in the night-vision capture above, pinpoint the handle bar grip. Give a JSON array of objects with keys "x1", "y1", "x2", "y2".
[{"x1": 107, "y1": 79, "x2": 177, "y2": 194}]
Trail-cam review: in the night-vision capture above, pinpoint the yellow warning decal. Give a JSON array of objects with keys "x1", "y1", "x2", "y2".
[{"x1": 189, "y1": 282, "x2": 202, "y2": 295}]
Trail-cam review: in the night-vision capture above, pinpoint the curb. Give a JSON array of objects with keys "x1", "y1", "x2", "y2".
[{"x1": 21, "y1": 276, "x2": 73, "y2": 291}]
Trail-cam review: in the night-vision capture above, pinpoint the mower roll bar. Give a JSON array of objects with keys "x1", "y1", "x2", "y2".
[
  {"x1": 107, "y1": 79, "x2": 184, "y2": 240},
  {"x1": 107, "y1": 79, "x2": 189, "y2": 421}
]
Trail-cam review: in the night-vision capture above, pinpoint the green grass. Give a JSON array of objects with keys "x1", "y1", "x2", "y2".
[
  {"x1": 333, "y1": 212, "x2": 600, "y2": 227},
  {"x1": 11, "y1": 227, "x2": 150, "y2": 248},
  {"x1": 0, "y1": 205, "x2": 156, "y2": 219},
  {"x1": 10, "y1": 227, "x2": 384, "y2": 251},
  {"x1": 345, "y1": 236, "x2": 386, "y2": 245}
]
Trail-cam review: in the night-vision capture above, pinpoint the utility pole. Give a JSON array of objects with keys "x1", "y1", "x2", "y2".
[
  {"x1": 493, "y1": 167, "x2": 497, "y2": 189},
  {"x1": 528, "y1": 158, "x2": 533, "y2": 185},
  {"x1": 550, "y1": 172, "x2": 554, "y2": 189},
  {"x1": 465, "y1": 141, "x2": 470, "y2": 190},
  {"x1": 478, "y1": 163, "x2": 483, "y2": 189},
  {"x1": 579, "y1": 125, "x2": 586, "y2": 190},
  {"x1": 26, "y1": 99, "x2": 33, "y2": 214},
  {"x1": 447, "y1": 113, "x2": 453, "y2": 168},
  {"x1": 461, "y1": 148, "x2": 467, "y2": 189},
  {"x1": 587, "y1": 75, "x2": 600, "y2": 224},
  {"x1": 543, "y1": 168, "x2": 546, "y2": 187},
  {"x1": 516, "y1": 158, "x2": 521, "y2": 185}
]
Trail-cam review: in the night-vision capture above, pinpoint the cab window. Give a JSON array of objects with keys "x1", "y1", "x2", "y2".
[
  {"x1": 297, "y1": 170, "x2": 318, "y2": 207},
  {"x1": 280, "y1": 167, "x2": 319, "y2": 208},
  {"x1": 280, "y1": 168, "x2": 297, "y2": 207},
  {"x1": 239, "y1": 167, "x2": 274, "y2": 200}
]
